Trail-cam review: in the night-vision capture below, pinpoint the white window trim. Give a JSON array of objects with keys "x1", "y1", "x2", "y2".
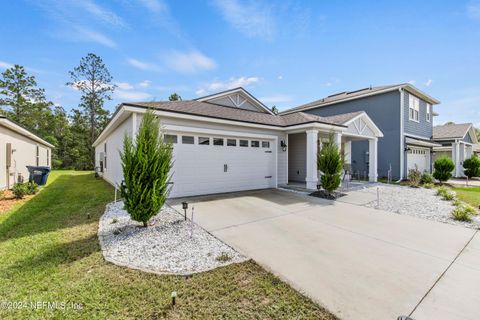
[
  {"x1": 408, "y1": 95, "x2": 420, "y2": 122},
  {"x1": 426, "y1": 103, "x2": 431, "y2": 122}
]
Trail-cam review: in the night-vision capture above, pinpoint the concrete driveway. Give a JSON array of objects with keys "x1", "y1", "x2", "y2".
[{"x1": 169, "y1": 189, "x2": 479, "y2": 320}]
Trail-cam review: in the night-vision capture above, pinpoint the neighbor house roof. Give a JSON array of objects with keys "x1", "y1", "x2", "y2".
[
  {"x1": 281, "y1": 83, "x2": 440, "y2": 115},
  {"x1": 433, "y1": 123, "x2": 473, "y2": 140},
  {"x1": 124, "y1": 101, "x2": 350, "y2": 128},
  {"x1": 0, "y1": 116, "x2": 54, "y2": 148}
]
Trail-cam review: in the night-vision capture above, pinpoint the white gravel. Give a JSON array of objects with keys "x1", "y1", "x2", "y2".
[
  {"x1": 359, "y1": 184, "x2": 480, "y2": 229},
  {"x1": 98, "y1": 201, "x2": 247, "y2": 275}
]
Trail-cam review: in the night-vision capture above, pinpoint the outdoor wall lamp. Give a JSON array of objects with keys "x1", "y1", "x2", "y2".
[
  {"x1": 404, "y1": 147, "x2": 411, "y2": 152},
  {"x1": 182, "y1": 202, "x2": 188, "y2": 221},
  {"x1": 281, "y1": 140, "x2": 287, "y2": 152}
]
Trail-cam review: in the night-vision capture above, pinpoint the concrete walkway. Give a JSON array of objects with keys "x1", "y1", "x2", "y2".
[{"x1": 169, "y1": 189, "x2": 479, "y2": 320}]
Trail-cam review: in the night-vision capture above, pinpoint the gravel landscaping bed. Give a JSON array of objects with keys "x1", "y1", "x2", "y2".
[
  {"x1": 98, "y1": 201, "x2": 247, "y2": 275},
  {"x1": 359, "y1": 184, "x2": 480, "y2": 229}
]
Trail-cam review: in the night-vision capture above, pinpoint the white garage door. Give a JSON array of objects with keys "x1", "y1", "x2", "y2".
[
  {"x1": 167, "y1": 134, "x2": 276, "y2": 198},
  {"x1": 407, "y1": 146, "x2": 430, "y2": 173}
]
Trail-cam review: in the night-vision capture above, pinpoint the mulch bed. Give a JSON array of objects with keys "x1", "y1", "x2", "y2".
[
  {"x1": 309, "y1": 190, "x2": 346, "y2": 200},
  {"x1": 0, "y1": 190, "x2": 33, "y2": 214}
]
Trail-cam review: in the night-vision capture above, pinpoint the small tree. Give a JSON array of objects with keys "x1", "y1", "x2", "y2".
[
  {"x1": 433, "y1": 157, "x2": 455, "y2": 184},
  {"x1": 463, "y1": 155, "x2": 480, "y2": 178},
  {"x1": 407, "y1": 167, "x2": 421, "y2": 187},
  {"x1": 318, "y1": 134, "x2": 344, "y2": 194},
  {"x1": 168, "y1": 93, "x2": 182, "y2": 101},
  {"x1": 120, "y1": 111, "x2": 173, "y2": 227}
]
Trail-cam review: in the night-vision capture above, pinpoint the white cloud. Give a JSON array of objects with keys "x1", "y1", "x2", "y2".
[
  {"x1": 259, "y1": 94, "x2": 293, "y2": 104},
  {"x1": 114, "y1": 90, "x2": 151, "y2": 101},
  {"x1": 0, "y1": 61, "x2": 13, "y2": 69},
  {"x1": 77, "y1": 0, "x2": 126, "y2": 27},
  {"x1": 138, "y1": 0, "x2": 167, "y2": 13},
  {"x1": 196, "y1": 76, "x2": 259, "y2": 95},
  {"x1": 164, "y1": 50, "x2": 216, "y2": 73},
  {"x1": 277, "y1": 75, "x2": 283, "y2": 80},
  {"x1": 195, "y1": 89, "x2": 207, "y2": 96},
  {"x1": 73, "y1": 26, "x2": 116, "y2": 47},
  {"x1": 211, "y1": 0, "x2": 275, "y2": 40},
  {"x1": 126, "y1": 58, "x2": 160, "y2": 71},
  {"x1": 116, "y1": 82, "x2": 134, "y2": 90},
  {"x1": 138, "y1": 80, "x2": 151, "y2": 88},
  {"x1": 425, "y1": 79, "x2": 433, "y2": 87},
  {"x1": 467, "y1": 2, "x2": 480, "y2": 20}
]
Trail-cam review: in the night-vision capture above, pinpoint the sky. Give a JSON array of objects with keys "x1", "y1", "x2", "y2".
[{"x1": 0, "y1": 0, "x2": 479, "y2": 127}]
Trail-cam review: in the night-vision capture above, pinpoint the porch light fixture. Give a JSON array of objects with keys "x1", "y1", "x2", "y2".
[
  {"x1": 281, "y1": 140, "x2": 287, "y2": 152},
  {"x1": 182, "y1": 202, "x2": 188, "y2": 221}
]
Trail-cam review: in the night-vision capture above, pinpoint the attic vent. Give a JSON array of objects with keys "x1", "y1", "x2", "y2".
[
  {"x1": 228, "y1": 94, "x2": 247, "y2": 108},
  {"x1": 327, "y1": 92, "x2": 346, "y2": 98}
]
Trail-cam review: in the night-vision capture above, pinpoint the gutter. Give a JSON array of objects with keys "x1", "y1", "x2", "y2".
[{"x1": 397, "y1": 88, "x2": 405, "y2": 183}]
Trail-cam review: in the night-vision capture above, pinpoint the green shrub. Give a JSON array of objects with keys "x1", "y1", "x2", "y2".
[
  {"x1": 0, "y1": 190, "x2": 5, "y2": 200},
  {"x1": 442, "y1": 191, "x2": 456, "y2": 201},
  {"x1": 318, "y1": 134, "x2": 343, "y2": 194},
  {"x1": 420, "y1": 172, "x2": 434, "y2": 185},
  {"x1": 120, "y1": 111, "x2": 173, "y2": 227},
  {"x1": 436, "y1": 186, "x2": 449, "y2": 196},
  {"x1": 423, "y1": 183, "x2": 434, "y2": 189},
  {"x1": 463, "y1": 155, "x2": 480, "y2": 178},
  {"x1": 408, "y1": 168, "x2": 422, "y2": 187},
  {"x1": 25, "y1": 181, "x2": 39, "y2": 195},
  {"x1": 12, "y1": 183, "x2": 28, "y2": 199},
  {"x1": 433, "y1": 157, "x2": 454, "y2": 183},
  {"x1": 451, "y1": 204, "x2": 476, "y2": 222}
]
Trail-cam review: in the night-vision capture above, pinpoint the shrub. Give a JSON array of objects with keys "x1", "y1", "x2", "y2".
[
  {"x1": 436, "y1": 186, "x2": 449, "y2": 196},
  {"x1": 318, "y1": 134, "x2": 343, "y2": 194},
  {"x1": 120, "y1": 111, "x2": 173, "y2": 227},
  {"x1": 0, "y1": 190, "x2": 5, "y2": 200},
  {"x1": 451, "y1": 204, "x2": 476, "y2": 222},
  {"x1": 463, "y1": 155, "x2": 480, "y2": 178},
  {"x1": 408, "y1": 168, "x2": 422, "y2": 187},
  {"x1": 12, "y1": 183, "x2": 28, "y2": 199},
  {"x1": 423, "y1": 183, "x2": 434, "y2": 189},
  {"x1": 433, "y1": 157, "x2": 455, "y2": 183},
  {"x1": 25, "y1": 181, "x2": 39, "y2": 195},
  {"x1": 420, "y1": 172, "x2": 434, "y2": 185},
  {"x1": 442, "y1": 190, "x2": 456, "y2": 201}
]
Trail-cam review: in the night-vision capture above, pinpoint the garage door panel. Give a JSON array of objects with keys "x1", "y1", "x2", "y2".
[
  {"x1": 407, "y1": 146, "x2": 430, "y2": 173},
  {"x1": 169, "y1": 135, "x2": 275, "y2": 198}
]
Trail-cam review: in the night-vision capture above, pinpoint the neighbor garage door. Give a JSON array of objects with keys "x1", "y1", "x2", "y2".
[
  {"x1": 407, "y1": 146, "x2": 430, "y2": 173},
  {"x1": 167, "y1": 133, "x2": 276, "y2": 198}
]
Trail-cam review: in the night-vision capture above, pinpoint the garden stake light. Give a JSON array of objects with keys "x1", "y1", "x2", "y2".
[
  {"x1": 171, "y1": 291, "x2": 177, "y2": 307},
  {"x1": 190, "y1": 206, "x2": 195, "y2": 238},
  {"x1": 182, "y1": 202, "x2": 188, "y2": 221}
]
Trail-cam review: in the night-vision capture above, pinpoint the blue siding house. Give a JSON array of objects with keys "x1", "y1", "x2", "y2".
[{"x1": 281, "y1": 84, "x2": 441, "y2": 180}]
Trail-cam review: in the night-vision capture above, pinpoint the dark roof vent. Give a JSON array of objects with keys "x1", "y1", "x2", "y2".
[{"x1": 327, "y1": 91, "x2": 346, "y2": 98}]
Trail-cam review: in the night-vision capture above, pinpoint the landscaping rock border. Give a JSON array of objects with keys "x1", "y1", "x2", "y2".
[{"x1": 98, "y1": 201, "x2": 247, "y2": 275}]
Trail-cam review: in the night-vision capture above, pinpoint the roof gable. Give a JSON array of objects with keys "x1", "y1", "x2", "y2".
[{"x1": 195, "y1": 87, "x2": 274, "y2": 115}]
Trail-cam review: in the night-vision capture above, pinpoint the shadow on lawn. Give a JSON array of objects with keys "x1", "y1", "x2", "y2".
[{"x1": 0, "y1": 172, "x2": 113, "y2": 243}]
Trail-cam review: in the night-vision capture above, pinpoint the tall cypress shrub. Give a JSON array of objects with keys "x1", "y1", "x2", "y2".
[
  {"x1": 318, "y1": 134, "x2": 344, "y2": 194},
  {"x1": 120, "y1": 111, "x2": 172, "y2": 227},
  {"x1": 433, "y1": 157, "x2": 454, "y2": 184}
]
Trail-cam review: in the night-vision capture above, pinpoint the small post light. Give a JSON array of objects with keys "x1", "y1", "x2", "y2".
[
  {"x1": 182, "y1": 202, "x2": 188, "y2": 221},
  {"x1": 171, "y1": 291, "x2": 177, "y2": 307},
  {"x1": 190, "y1": 206, "x2": 195, "y2": 238}
]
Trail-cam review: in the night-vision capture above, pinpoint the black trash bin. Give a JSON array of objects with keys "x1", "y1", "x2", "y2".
[{"x1": 26, "y1": 166, "x2": 51, "y2": 185}]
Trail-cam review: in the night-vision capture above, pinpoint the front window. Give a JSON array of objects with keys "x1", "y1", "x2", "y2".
[
  {"x1": 426, "y1": 103, "x2": 431, "y2": 122},
  {"x1": 409, "y1": 95, "x2": 419, "y2": 122},
  {"x1": 198, "y1": 137, "x2": 210, "y2": 145}
]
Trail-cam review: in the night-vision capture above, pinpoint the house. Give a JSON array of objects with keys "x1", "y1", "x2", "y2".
[
  {"x1": 93, "y1": 87, "x2": 383, "y2": 198},
  {"x1": 0, "y1": 116, "x2": 53, "y2": 189},
  {"x1": 281, "y1": 84, "x2": 441, "y2": 180},
  {"x1": 432, "y1": 123, "x2": 479, "y2": 177}
]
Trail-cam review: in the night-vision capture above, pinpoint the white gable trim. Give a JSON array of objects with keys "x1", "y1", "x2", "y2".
[
  {"x1": 196, "y1": 87, "x2": 275, "y2": 115},
  {"x1": 342, "y1": 112, "x2": 384, "y2": 138},
  {"x1": 463, "y1": 125, "x2": 479, "y2": 144}
]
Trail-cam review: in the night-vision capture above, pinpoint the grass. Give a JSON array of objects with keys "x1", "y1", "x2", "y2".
[
  {"x1": 0, "y1": 171, "x2": 335, "y2": 319},
  {"x1": 452, "y1": 186, "x2": 480, "y2": 209}
]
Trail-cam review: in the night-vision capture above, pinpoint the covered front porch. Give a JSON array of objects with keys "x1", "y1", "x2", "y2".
[{"x1": 284, "y1": 112, "x2": 383, "y2": 191}]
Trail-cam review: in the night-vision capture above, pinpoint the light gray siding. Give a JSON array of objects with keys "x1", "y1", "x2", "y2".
[
  {"x1": 288, "y1": 133, "x2": 306, "y2": 182},
  {"x1": 463, "y1": 133, "x2": 473, "y2": 144},
  {"x1": 304, "y1": 91, "x2": 402, "y2": 179},
  {"x1": 403, "y1": 92, "x2": 433, "y2": 139}
]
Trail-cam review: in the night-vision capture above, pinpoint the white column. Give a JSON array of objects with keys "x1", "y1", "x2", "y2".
[
  {"x1": 368, "y1": 138, "x2": 378, "y2": 182},
  {"x1": 333, "y1": 132, "x2": 342, "y2": 146},
  {"x1": 305, "y1": 129, "x2": 318, "y2": 190},
  {"x1": 344, "y1": 140, "x2": 352, "y2": 165},
  {"x1": 453, "y1": 142, "x2": 460, "y2": 178}
]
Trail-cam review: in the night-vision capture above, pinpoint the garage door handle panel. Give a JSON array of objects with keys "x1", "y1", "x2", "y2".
[{"x1": 265, "y1": 176, "x2": 272, "y2": 178}]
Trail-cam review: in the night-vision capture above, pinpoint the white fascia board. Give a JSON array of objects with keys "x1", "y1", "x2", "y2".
[
  {"x1": 404, "y1": 133, "x2": 433, "y2": 140},
  {"x1": 342, "y1": 112, "x2": 384, "y2": 137},
  {"x1": 0, "y1": 118, "x2": 54, "y2": 148},
  {"x1": 93, "y1": 106, "x2": 130, "y2": 147},
  {"x1": 163, "y1": 124, "x2": 279, "y2": 140}
]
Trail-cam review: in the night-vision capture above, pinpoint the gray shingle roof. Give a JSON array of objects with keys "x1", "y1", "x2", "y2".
[
  {"x1": 433, "y1": 123, "x2": 472, "y2": 140},
  {"x1": 125, "y1": 100, "x2": 355, "y2": 128}
]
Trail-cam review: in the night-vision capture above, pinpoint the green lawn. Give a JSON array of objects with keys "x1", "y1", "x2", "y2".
[
  {"x1": 0, "y1": 171, "x2": 335, "y2": 319},
  {"x1": 452, "y1": 186, "x2": 480, "y2": 209}
]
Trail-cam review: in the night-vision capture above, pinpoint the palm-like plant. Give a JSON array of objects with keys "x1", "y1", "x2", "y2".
[{"x1": 318, "y1": 134, "x2": 344, "y2": 194}]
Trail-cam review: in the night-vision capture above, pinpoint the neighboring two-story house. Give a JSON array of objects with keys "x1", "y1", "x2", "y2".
[{"x1": 281, "y1": 84, "x2": 440, "y2": 180}]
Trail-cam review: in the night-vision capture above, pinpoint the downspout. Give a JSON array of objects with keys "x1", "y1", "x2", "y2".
[{"x1": 396, "y1": 88, "x2": 404, "y2": 182}]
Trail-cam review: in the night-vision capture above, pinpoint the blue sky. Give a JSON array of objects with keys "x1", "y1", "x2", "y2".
[{"x1": 1, "y1": 0, "x2": 479, "y2": 127}]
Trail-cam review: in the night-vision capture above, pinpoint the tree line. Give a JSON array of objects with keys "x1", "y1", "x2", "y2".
[{"x1": 0, "y1": 53, "x2": 182, "y2": 171}]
